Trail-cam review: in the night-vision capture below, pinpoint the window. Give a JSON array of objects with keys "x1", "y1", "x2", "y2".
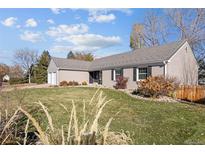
[
  {"x1": 136, "y1": 67, "x2": 152, "y2": 81},
  {"x1": 138, "y1": 68, "x2": 148, "y2": 80},
  {"x1": 111, "y1": 68, "x2": 123, "y2": 81}
]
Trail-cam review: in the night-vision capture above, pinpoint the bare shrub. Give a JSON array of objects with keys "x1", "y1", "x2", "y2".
[
  {"x1": 82, "y1": 81, "x2": 88, "y2": 85},
  {"x1": 59, "y1": 81, "x2": 68, "y2": 86},
  {"x1": 136, "y1": 76, "x2": 179, "y2": 98},
  {"x1": 68, "y1": 81, "x2": 79, "y2": 86},
  {"x1": 60, "y1": 81, "x2": 79, "y2": 87}
]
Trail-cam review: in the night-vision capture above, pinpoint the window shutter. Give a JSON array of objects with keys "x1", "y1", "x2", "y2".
[
  {"x1": 133, "y1": 67, "x2": 136, "y2": 81},
  {"x1": 147, "y1": 66, "x2": 152, "y2": 77},
  {"x1": 121, "y1": 68, "x2": 123, "y2": 77},
  {"x1": 111, "y1": 69, "x2": 114, "y2": 80}
]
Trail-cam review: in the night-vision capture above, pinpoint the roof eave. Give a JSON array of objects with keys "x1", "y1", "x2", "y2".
[{"x1": 89, "y1": 61, "x2": 165, "y2": 71}]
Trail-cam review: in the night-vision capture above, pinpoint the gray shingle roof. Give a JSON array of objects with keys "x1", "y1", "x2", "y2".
[
  {"x1": 52, "y1": 40, "x2": 186, "y2": 71},
  {"x1": 52, "y1": 57, "x2": 92, "y2": 71}
]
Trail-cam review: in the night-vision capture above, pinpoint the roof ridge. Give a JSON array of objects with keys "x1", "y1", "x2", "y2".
[
  {"x1": 52, "y1": 57, "x2": 92, "y2": 63},
  {"x1": 93, "y1": 39, "x2": 186, "y2": 61},
  {"x1": 51, "y1": 39, "x2": 188, "y2": 71}
]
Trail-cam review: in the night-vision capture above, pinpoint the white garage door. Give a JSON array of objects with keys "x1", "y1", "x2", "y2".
[
  {"x1": 51, "y1": 72, "x2": 57, "y2": 85},
  {"x1": 48, "y1": 73, "x2": 52, "y2": 84}
]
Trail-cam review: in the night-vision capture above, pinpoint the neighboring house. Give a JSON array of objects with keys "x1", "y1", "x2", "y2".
[
  {"x1": 47, "y1": 40, "x2": 198, "y2": 89},
  {"x1": 3, "y1": 74, "x2": 10, "y2": 82}
]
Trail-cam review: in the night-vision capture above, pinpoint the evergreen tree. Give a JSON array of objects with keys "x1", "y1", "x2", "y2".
[
  {"x1": 67, "y1": 51, "x2": 94, "y2": 61},
  {"x1": 33, "y1": 50, "x2": 51, "y2": 83},
  {"x1": 198, "y1": 55, "x2": 205, "y2": 85},
  {"x1": 67, "y1": 51, "x2": 75, "y2": 59}
]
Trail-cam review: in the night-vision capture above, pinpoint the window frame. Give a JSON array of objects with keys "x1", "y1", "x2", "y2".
[
  {"x1": 137, "y1": 67, "x2": 148, "y2": 81},
  {"x1": 112, "y1": 68, "x2": 123, "y2": 81}
]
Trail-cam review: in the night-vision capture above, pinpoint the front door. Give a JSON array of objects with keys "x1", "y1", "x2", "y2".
[{"x1": 89, "y1": 71, "x2": 102, "y2": 84}]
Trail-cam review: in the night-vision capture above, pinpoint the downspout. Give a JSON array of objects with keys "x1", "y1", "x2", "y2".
[
  {"x1": 163, "y1": 60, "x2": 170, "y2": 78},
  {"x1": 57, "y1": 68, "x2": 59, "y2": 85}
]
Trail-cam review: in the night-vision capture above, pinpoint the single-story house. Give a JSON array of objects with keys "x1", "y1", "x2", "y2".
[
  {"x1": 3, "y1": 74, "x2": 10, "y2": 82},
  {"x1": 48, "y1": 40, "x2": 198, "y2": 89}
]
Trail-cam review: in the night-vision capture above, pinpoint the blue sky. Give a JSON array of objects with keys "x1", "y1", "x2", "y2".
[{"x1": 0, "y1": 8, "x2": 158, "y2": 65}]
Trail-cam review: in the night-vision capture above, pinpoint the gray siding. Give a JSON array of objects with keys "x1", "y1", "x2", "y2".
[
  {"x1": 152, "y1": 66, "x2": 164, "y2": 76},
  {"x1": 102, "y1": 66, "x2": 165, "y2": 89},
  {"x1": 123, "y1": 68, "x2": 137, "y2": 89},
  {"x1": 166, "y1": 42, "x2": 198, "y2": 85},
  {"x1": 58, "y1": 70, "x2": 89, "y2": 85},
  {"x1": 102, "y1": 70, "x2": 115, "y2": 88}
]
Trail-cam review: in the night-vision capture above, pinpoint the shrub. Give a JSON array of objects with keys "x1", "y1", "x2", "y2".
[
  {"x1": 9, "y1": 78, "x2": 28, "y2": 85},
  {"x1": 114, "y1": 76, "x2": 128, "y2": 89},
  {"x1": 68, "y1": 81, "x2": 79, "y2": 86},
  {"x1": 82, "y1": 81, "x2": 88, "y2": 85},
  {"x1": 136, "y1": 76, "x2": 179, "y2": 98},
  {"x1": 60, "y1": 81, "x2": 68, "y2": 86}
]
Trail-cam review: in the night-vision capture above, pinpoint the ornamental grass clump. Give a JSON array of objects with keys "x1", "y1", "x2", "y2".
[{"x1": 0, "y1": 89, "x2": 132, "y2": 145}]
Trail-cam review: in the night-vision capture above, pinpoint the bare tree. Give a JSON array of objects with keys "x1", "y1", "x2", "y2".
[
  {"x1": 143, "y1": 10, "x2": 170, "y2": 47},
  {"x1": 166, "y1": 9, "x2": 205, "y2": 84},
  {"x1": 166, "y1": 9, "x2": 205, "y2": 55},
  {"x1": 130, "y1": 24, "x2": 144, "y2": 49},
  {"x1": 131, "y1": 9, "x2": 205, "y2": 83},
  {"x1": 14, "y1": 49, "x2": 38, "y2": 84},
  {"x1": 9, "y1": 64, "x2": 24, "y2": 78},
  {"x1": 130, "y1": 10, "x2": 170, "y2": 50}
]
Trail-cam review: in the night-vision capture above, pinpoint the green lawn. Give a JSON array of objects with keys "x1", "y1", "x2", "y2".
[{"x1": 1, "y1": 87, "x2": 205, "y2": 144}]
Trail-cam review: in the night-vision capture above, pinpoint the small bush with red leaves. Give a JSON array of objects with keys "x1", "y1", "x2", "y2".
[
  {"x1": 114, "y1": 76, "x2": 128, "y2": 89},
  {"x1": 136, "y1": 76, "x2": 179, "y2": 98},
  {"x1": 60, "y1": 81, "x2": 68, "y2": 86}
]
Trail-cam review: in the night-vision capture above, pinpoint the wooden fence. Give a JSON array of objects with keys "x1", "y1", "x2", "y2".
[{"x1": 176, "y1": 85, "x2": 205, "y2": 103}]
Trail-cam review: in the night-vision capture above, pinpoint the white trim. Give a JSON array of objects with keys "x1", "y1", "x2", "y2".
[
  {"x1": 136, "y1": 68, "x2": 139, "y2": 81},
  {"x1": 56, "y1": 70, "x2": 59, "y2": 85},
  {"x1": 48, "y1": 72, "x2": 51, "y2": 84},
  {"x1": 136, "y1": 67, "x2": 150, "y2": 81},
  {"x1": 168, "y1": 41, "x2": 187, "y2": 62},
  {"x1": 164, "y1": 63, "x2": 168, "y2": 77}
]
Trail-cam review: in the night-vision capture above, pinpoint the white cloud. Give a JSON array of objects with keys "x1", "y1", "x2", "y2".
[
  {"x1": 16, "y1": 25, "x2": 21, "y2": 28},
  {"x1": 50, "y1": 8, "x2": 66, "y2": 14},
  {"x1": 87, "y1": 9, "x2": 116, "y2": 23},
  {"x1": 74, "y1": 8, "x2": 132, "y2": 23},
  {"x1": 113, "y1": 9, "x2": 133, "y2": 15},
  {"x1": 46, "y1": 23, "x2": 89, "y2": 37},
  {"x1": 20, "y1": 31, "x2": 42, "y2": 43},
  {"x1": 87, "y1": 9, "x2": 132, "y2": 15},
  {"x1": 50, "y1": 45, "x2": 72, "y2": 52},
  {"x1": 51, "y1": 34, "x2": 121, "y2": 52},
  {"x1": 88, "y1": 13, "x2": 116, "y2": 23},
  {"x1": 1, "y1": 17, "x2": 17, "y2": 27},
  {"x1": 50, "y1": 45, "x2": 100, "y2": 52},
  {"x1": 25, "y1": 18, "x2": 38, "y2": 27},
  {"x1": 47, "y1": 19, "x2": 55, "y2": 24}
]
